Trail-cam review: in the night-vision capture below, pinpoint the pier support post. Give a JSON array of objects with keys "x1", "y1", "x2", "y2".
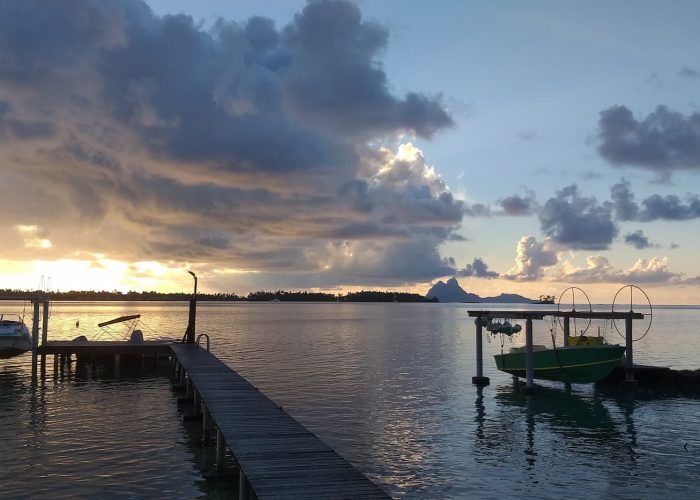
[
  {"x1": 40, "y1": 299, "x2": 49, "y2": 374},
  {"x1": 621, "y1": 313, "x2": 638, "y2": 391},
  {"x1": 53, "y1": 354, "x2": 58, "y2": 378},
  {"x1": 114, "y1": 353, "x2": 120, "y2": 378},
  {"x1": 472, "y1": 316, "x2": 489, "y2": 386},
  {"x1": 202, "y1": 405, "x2": 211, "y2": 444},
  {"x1": 185, "y1": 378, "x2": 193, "y2": 400},
  {"x1": 216, "y1": 429, "x2": 226, "y2": 471},
  {"x1": 563, "y1": 315, "x2": 570, "y2": 347},
  {"x1": 31, "y1": 300, "x2": 40, "y2": 381},
  {"x1": 524, "y1": 318, "x2": 535, "y2": 393},
  {"x1": 193, "y1": 390, "x2": 201, "y2": 417},
  {"x1": 239, "y1": 469, "x2": 251, "y2": 500}
]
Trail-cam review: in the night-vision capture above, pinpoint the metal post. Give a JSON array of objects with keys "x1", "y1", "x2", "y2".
[
  {"x1": 184, "y1": 271, "x2": 197, "y2": 343},
  {"x1": 472, "y1": 316, "x2": 489, "y2": 386},
  {"x1": 563, "y1": 315, "x2": 570, "y2": 347},
  {"x1": 525, "y1": 318, "x2": 534, "y2": 393},
  {"x1": 216, "y1": 429, "x2": 226, "y2": 471},
  {"x1": 31, "y1": 300, "x2": 40, "y2": 380},
  {"x1": 620, "y1": 312, "x2": 638, "y2": 390}
]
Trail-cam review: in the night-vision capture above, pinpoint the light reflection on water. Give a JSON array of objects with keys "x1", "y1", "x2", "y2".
[{"x1": 1, "y1": 301, "x2": 699, "y2": 498}]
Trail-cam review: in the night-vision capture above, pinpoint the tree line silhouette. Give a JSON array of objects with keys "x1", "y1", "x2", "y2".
[{"x1": 0, "y1": 288, "x2": 438, "y2": 303}]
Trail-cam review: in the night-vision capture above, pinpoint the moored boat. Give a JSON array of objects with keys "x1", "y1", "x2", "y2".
[
  {"x1": 0, "y1": 314, "x2": 32, "y2": 359},
  {"x1": 495, "y1": 343, "x2": 625, "y2": 383}
]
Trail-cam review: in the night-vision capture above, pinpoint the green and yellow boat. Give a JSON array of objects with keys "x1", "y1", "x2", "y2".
[{"x1": 494, "y1": 337, "x2": 625, "y2": 384}]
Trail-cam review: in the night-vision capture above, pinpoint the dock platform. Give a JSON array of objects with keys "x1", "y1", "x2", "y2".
[
  {"x1": 171, "y1": 343, "x2": 389, "y2": 499},
  {"x1": 38, "y1": 340, "x2": 172, "y2": 357}
]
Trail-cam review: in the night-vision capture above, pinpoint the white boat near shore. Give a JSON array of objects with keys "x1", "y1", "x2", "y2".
[{"x1": 0, "y1": 314, "x2": 32, "y2": 358}]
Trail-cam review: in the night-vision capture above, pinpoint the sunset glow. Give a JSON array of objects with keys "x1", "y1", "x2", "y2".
[{"x1": 1, "y1": 0, "x2": 699, "y2": 303}]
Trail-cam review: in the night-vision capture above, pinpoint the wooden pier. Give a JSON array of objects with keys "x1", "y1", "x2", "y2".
[{"x1": 171, "y1": 343, "x2": 389, "y2": 500}]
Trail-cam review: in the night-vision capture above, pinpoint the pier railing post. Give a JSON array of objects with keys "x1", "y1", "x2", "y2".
[
  {"x1": 563, "y1": 315, "x2": 570, "y2": 347},
  {"x1": 525, "y1": 318, "x2": 534, "y2": 393},
  {"x1": 472, "y1": 316, "x2": 489, "y2": 386}
]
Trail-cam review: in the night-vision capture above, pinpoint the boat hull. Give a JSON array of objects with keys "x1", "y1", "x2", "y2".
[
  {"x1": 0, "y1": 320, "x2": 32, "y2": 358},
  {"x1": 494, "y1": 345, "x2": 626, "y2": 383}
]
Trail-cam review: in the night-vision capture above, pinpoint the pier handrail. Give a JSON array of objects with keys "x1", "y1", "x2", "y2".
[{"x1": 196, "y1": 333, "x2": 210, "y2": 351}]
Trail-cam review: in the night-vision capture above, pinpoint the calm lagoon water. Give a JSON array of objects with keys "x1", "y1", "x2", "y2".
[{"x1": 1, "y1": 301, "x2": 699, "y2": 498}]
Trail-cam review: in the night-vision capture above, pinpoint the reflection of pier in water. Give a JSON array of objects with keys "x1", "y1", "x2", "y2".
[{"x1": 472, "y1": 384, "x2": 639, "y2": 471}]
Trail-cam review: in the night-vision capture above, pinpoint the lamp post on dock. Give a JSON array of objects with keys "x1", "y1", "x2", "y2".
[{"x1": 184, "y1": 271, "x2": 197, "y2": 343}]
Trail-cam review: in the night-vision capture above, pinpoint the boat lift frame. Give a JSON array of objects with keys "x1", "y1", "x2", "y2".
[{"x1": 468, "y1": 310, "x2": 644, "y2": 392}]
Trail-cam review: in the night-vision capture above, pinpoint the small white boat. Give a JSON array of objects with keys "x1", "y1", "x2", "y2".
[{"x1": 0, "y1": 314, "x2": 32, "y2": 358}]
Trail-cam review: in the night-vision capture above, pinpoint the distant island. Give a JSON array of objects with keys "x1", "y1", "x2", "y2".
[
  {"x1": 425, "y1": 277, "x2": 552, "y2": 304},
  {"x1": 0, "y1": 288, "x2": 436, "y2": 303}
]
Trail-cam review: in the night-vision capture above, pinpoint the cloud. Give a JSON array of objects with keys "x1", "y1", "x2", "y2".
[
  {"x1": 0, "y1": 0, "x2": 460, "y2": 289},
  {"x1": 455, "y1": 257, "x2": 499, "y2": 278},
  {"x1": 505, "y1": 236, "x2": 559, "y2": 281},
  {"x1": 562, "y1": 255, "x2": 683, "y2": 284},
  {"x1": 539, "y1": 185, "x2": 617, "y2": 250},
  {"x1": 598, "y1": 105, "x2": 700, "y2": 174},
  {"x1": 497, "y1": 192, "x2": 536, "y2": 216},
  {"x1": 679, "y1": 66, "x2": 699, "y2": 79},
  {"x1": 623, "y1": 230, "x2": 656, "y2": 249},
  {"x1": 517, "y1": 130, "x2": 537, "y2": 141},
  {"x1": 610, "y1": 179, "x2": 700, "y2": 221},
  {"x1": 610, "y1": 179, "x2": 639, "y2": 221}
]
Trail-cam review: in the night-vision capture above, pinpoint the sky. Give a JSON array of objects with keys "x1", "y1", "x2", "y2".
[{"x1": 1, "y1": 0, "x2": 700, "y2": 303}]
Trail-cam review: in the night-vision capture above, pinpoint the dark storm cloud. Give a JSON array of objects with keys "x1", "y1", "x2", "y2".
[
  {"x1": 598, "y1": 105, "x2": 700, "y2": 173},
  {"x1": 539, "y1": 185, "x2": 617, "y2": 250},
  {"x1": 0, "y1": 100, "x2": 55, "y2": 140},
  {"x1": 610, "y1": 179, "x2": 700, "y2": 221},
  {"x1": 0, "y1": 0, "x2": 128, "y2": 83},
  {"x1": 0, "y1": 0, "x2": 461, "y2": 287},
  {"x1": 282, "y1": 0, "x2": 453, "y2": 139},
  {"x1": 455, "y1": 258, "x2": 499, "y2": 278},
  {"x1": 623, "y1": 230, "x2": 655, "y2": 249}
]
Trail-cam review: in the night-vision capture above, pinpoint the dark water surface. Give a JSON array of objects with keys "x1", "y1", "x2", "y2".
[{"x1": 1, "y1": 302, "x2": 699, "y2": 498}]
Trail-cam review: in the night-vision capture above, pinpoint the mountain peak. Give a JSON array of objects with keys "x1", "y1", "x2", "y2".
[{"x1": 425, "y1": 277, "x2": 536, "y2": 303}]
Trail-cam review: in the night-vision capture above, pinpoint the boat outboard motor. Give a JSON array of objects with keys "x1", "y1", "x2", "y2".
[{"x1": 130, "y1": 329, "x2": 144, "y2": 343}]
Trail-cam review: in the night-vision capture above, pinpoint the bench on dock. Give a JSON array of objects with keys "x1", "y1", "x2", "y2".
[{"x1": 171, "y1": 343, "x2": 389, "y2": 499}]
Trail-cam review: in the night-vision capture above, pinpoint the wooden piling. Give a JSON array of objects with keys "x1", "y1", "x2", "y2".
[
  {"x1": 239, "y1": 469, "x2": 251, "y2": 500},
  {"x1": 31, "y1": 301, "x2": 40, "y2": 380},
  {"x1": 216, "y1": 428, "x2": 226, "y2": 471}
]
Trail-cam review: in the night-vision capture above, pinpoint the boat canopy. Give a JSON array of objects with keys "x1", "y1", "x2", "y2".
[{"x1": 97, "y1": 314, "x2": 141, "y2": 328}]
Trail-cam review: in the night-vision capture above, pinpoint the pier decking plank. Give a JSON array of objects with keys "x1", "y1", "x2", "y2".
[{"x1": 170, "y1": 343, "x2": 389, "y2": 499}]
